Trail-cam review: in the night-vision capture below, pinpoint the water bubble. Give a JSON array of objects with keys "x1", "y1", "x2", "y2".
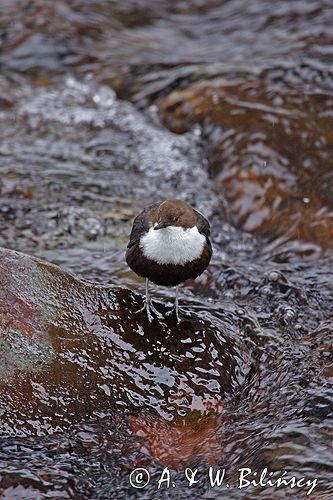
[
  {"x1": 267, "y1": 270, "x2": 280, "y2": 282},
  {"x1": 260, "y1": 285, "x2": 272, "y2": 296}
]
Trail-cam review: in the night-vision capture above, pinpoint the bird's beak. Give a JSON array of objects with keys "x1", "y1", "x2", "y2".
[{"x1": 154, "y1": 222, "x2": 169, "y2": 230}]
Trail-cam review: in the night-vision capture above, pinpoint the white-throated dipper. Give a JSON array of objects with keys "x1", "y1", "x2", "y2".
[{"x1": 126, "y1": 199, "x2": 212, "y2": 322}]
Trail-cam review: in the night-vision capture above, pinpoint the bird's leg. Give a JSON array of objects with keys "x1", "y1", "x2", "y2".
[
  {"x1": 135, "y1": 278, "x2": 164, "y2": 322},
  {"x1": 174, "y1": 285, "x2": 180, "y2": 323},
  {"x1": 166, "y1": 285, "x2": 181, "y2": 323}
]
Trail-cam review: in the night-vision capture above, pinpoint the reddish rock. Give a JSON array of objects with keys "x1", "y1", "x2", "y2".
[
  {"x1": 0, "y1": 248, "x2": 235, "y2": 438},
  {"x1": 159, "y1": 79, "x2": 333, "y2": 248},
  {"x1": 130, "y1": 409, "x2": 224, "y2": 468}
]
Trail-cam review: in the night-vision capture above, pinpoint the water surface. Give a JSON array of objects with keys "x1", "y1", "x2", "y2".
[{"x1": 0, "y1": 1, "x2": 332, "y2": 498}]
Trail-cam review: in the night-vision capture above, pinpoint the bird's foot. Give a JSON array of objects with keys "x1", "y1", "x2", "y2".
[
  {"x1": 165, "y1": 305, "x2": 187, "y2": 324},
  {"x1": 136, "y1": 299, "x2": 164, "y2": 322}
]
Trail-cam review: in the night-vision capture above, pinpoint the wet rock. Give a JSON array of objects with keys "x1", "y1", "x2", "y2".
[
  {"x1": 0, "y1": 330, "x2": 52, "y2": 381},
  {"x1": 0, "y1": 247, "x2": 242, "y2": 440},
  {"x1": 158, "y1": 79, "x2": 333, "y2": 249},
  {"x1": 129, "y1": 411, "x2": 223, "y2": 468}
]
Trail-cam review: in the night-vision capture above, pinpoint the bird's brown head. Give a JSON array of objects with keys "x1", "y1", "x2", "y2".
[{"x1": 152, "y1": 199, "x2": 196, "y2": 230}]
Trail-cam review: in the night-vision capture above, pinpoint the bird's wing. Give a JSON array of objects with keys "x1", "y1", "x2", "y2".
[
  {"x1": 127, "y1": 203, "x2": 159, "y2": 249},
  {"x1": 193, "y1": 209, "x2": 211, "y2": 242}
]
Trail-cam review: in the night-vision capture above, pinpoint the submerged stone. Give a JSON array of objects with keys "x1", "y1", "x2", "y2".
[{"x1": 159, "y1": 79, "x2": 333, "y2": 249}]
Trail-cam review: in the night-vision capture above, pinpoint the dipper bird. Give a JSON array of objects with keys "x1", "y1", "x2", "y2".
[{"x1": 126, "y1": 199, "x2": 212, "y2": 322}]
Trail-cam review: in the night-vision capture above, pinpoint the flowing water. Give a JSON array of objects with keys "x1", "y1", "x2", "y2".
[{"x1": 0, "y1": 1, "x2": 332, "y2": 498}]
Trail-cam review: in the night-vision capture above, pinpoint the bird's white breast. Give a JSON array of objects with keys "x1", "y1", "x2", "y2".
[{"x1": 140, "y1": 225, "x2": 206, "y2": 265}]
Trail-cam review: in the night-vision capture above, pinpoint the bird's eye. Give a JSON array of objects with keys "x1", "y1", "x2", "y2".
[{"x1": 173, "y1": 215, "x2": 179, "y2": 222}]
